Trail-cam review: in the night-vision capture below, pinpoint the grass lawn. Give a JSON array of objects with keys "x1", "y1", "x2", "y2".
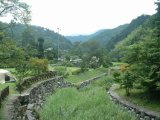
[
  {"x1": 49, "y1": 65, "x2": 81, "y2": 75},
  {"x1": 65, "y1": 67, "x2": 107, "y2": 84},
  {"x1": 67, "y1": 67, "x2": 81, "y2": 74},
  {"x1": 0, "y1": 82, "x2": 17, "y2": 120},
  {"x1": 116, "y1": 88, "x2": 160, "y2": 113},
  {"x1": 0, "y1": 68, "x2": 17, "y2": 94},
  {"x1": 49, "y1": 65, "x2": 80, "y2": 71},
  {"x1": 39, "y1": 77, "x2": 136, "y2": 120},
  {"x1": 0, "y1": 83, "x2": 17, "y2": 95},
  {"x1": 0, "y1": 101, "x2": 6, "y2": 120},
  {"x1": 112, "y1": 62, "x2": 125, "y2": 66}
]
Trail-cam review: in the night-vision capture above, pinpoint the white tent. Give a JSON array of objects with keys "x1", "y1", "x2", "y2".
[{"x1": 0, "y1": 69, "x2": 12, "y2": 84}]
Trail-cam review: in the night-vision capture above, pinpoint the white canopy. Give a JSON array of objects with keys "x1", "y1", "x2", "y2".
[{"x1": 0, "y1": 69, "x2": 12, "y2": 84}]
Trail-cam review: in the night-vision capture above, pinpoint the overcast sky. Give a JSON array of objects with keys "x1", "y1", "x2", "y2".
[{"x1": 2, "y1": 0, "x2": 157, "y2": 35}]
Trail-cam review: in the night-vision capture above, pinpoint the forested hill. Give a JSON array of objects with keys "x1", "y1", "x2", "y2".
[
  {"x1": 68, "y1": 15, "x2": 150, "y2": 49},
  {"x1": 0, "y1": 14, "x2": 150, "y2": 51},
  {"x1": 110, "y1": 7, "x2": 160, "y2": 93},
  {"x1": 86, "y1": 24, "x2": 128, "y2": 46},
  {"x1": 77, "y1": 15, "x2": 149, "y2": 49},
  {"x1": 1, "y1": 22, "x2": 72, "y2": 49},
  {"x1": 106, "y1": 15, "x2": 150, "y2": 50}
]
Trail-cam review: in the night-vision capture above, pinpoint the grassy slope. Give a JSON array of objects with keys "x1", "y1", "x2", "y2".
[
  {"x1": 39, "y1": 73, "x2": 136, "y2": 120},
  {"x1": 117, "y1": 88, "x2": 160, "y2": 113},
  {"x1": 0, "y1": 68, "x2": 17, "y2": 93},
  {"x1": 0, "y1": 83, "x2": 17, "y2": 94},
  {"x1": 65, "y1": 67, "x2": 107, "y2": 83}
]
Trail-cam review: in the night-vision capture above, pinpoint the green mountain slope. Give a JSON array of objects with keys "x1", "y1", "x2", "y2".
[
  {"x1": 87, "y1": 24, "x2": 128, "y2": 46},
  {"x1": 1, "y1": 23, "x2": 72, "y2": 50},
  {"x1": 111, "y1": 15, "x2": 155, "y2": 61},
  {"x1": 106, "y1": 15, "x2": 150, "y2": 50},
  {"x1": 111, "y1": 4, "x2": 160, "y2": 92}
]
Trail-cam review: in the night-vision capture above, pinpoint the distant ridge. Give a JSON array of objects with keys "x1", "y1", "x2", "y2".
[{"x1": 66, "y1": 29, "x2": 106, "y2": 42}]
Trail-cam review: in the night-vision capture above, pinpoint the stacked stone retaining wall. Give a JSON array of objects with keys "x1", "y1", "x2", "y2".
[
  {"x1": 78, "y1": 73, "x2": 107, "y2": 89},
  {"x1": 0, "y1": 86, "x2": 9, "y2": 108},
  {"x1": 20, "y1": 71, "x2": 57, "y2": 90},
  {"x1": 5, "y1": 72, "x2": 107, "y2": 120},
  {"x1": 6, "y1": 72, "x2": 160, "y2": 120},
  {"x1": 108, "y1": 86, "x2": 160, "y2": 120},
  {"x1": 5, "y1": 76, "x2": 75, "y2": 120},
  {"x1": 4, "y1": 72, "x2": 127, "y2": 120}
]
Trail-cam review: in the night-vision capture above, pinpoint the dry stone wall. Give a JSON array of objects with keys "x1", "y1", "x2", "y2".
[
  {"x1": 77, "y1": 73, "x2": 107, "y2": 89},
  {"x1": 0, "y1": 86, "x2": 9, "y2": 108},
  {"x1": 20, "y1": 71, "x2": 57, "y2": 91},
  {"x1": 108, "y1": 86, "x2": 160, "y2": 120},
  {"x1": 5, "y1": 72, "x2": 107, "y2": 120},
  {"x1": 5, "y1": 77, "x2": 75, "y2": 120},
  {"x1": 6, "y1": 71, "x2": 160, "y2": 120}
]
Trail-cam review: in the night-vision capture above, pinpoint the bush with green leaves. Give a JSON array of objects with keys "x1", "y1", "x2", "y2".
[
  {"x1": 101, "y1": 56, "x2": 113, "y2": 68},
  {"x1": 113, "y1": 71, "x2": 121, "y2": 83},
  {"x1": 54, "y1": 66, "x2": 69, "y2": 78},
  {"x1": 91, "y1": 75, "x2": 114, "y2": 90},
  {"x1": 28, "y1": 58, "x2": 48, "y2": 74},
  {"x1": 71, "y1": 68, "x2": 82, "y2": 75},
  {"x1": 89, "y1": 56, "x2": 100, "y2": 69}
]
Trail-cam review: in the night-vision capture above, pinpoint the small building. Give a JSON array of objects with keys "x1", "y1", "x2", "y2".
[{"x1": 0, "y1": 69, "x2": 15, "y2": 84}]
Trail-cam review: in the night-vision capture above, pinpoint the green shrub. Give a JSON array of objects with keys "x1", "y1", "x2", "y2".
[
  {"x1": 28, "y1": 58, "x2": 49, "y2": 74},
  {"x1": 54, "y1": 66, "x2": 69, "y2": 78},
  {"x1": 63, "y1": 71, "x2": 70, "y2": 78},
  {"x1": 113, "y1": 71, "x2": 121, "y2": 83},
  {"x1": 121, "y1": 71, "x2": 135, "y2": 96},
  {"x1": 15, "y1": 80, "x2": 24, "y2": 93},
  {"x1": 91, "y1": 76, "x2": 114, "y2": 90},
  {"x1": 54, "y1": 66, "x2": 66, "y2": 75},
  {"x1": 71, "y1": 68, "x2": 82, "y2": 75}
]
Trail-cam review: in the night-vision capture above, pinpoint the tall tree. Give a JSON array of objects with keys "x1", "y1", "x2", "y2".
[
  {"x1": 38, "y1": 37, "x2": 44, "y2": 58},
  {"x1": 0, "y1": 37, "x2": 26, "y2": 67},
  {"x1": 118, "y1": 1, "x2": 160, "y2": 92},
  {"x1": 143, "y1": 0, "x2": 160, "y2": 91},
  {"x1": 0, "y1": 0, "x2": 31, "y2": 23}
]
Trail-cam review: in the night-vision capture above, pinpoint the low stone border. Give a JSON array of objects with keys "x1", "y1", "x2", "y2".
[
  {"x1": 4, "y1": 72, "x2": 107, "y2": 120},
  {"x1": 5, "y1": 77, "x2": 75, "y2": 120},
  {"x1": 20, "y1": 71, "x2": 57, "y2": 91},
  {"x1": 78, "y1": 73, "x2": 107, "y2": 89},
  {"x1": 0, "y1": 86, "x2": 9, "y2": 108},
  {"x1": 108, "y1": 85, "x2": 160, "y2": 120}
]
